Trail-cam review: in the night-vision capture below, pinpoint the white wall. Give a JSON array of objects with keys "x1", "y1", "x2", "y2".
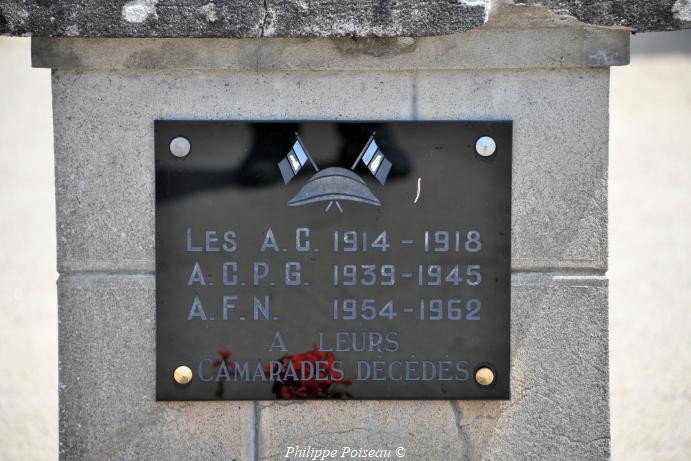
[{"x1": 0, "y1": 37, "x2": 57, "y2": 460}]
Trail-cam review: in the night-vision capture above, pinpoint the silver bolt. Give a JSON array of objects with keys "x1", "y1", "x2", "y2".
[
  {"x1": 475, "y1": 136, "x2": 496, "y2": 157},
  {"x1": 170, "y1": 136, "x2": 191, "y2": 158}
]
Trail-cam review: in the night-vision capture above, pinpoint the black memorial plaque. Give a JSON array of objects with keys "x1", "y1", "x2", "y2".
[{"x1": 155, "y1": 121, "x2": 511, "y2": 400}]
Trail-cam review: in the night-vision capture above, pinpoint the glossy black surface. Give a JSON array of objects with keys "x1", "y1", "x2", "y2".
[{"x1": 155, "y1": 121, "x2": 511, "y2": 400}]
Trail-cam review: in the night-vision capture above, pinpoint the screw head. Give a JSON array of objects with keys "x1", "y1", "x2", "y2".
[
  {"x1": 170, "y1": 136, "x2": 191, "y2": 158},
  {"x1": 475, "y1": 136, "x2": 496, "y2": 157},
  {"x1": 173, "y1": 365, "x2": 193, "y2": 384},
  {"x1": 475, "y1": 367, "x2": 495, "y2": 386}
]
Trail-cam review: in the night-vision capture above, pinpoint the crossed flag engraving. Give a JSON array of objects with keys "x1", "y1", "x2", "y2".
[
  {"x1": 277, "y1": 132, "x2": 391, "y2": 186},
  {"x1": 276, "y1": 132, "x2": 392, "y2": 213}
]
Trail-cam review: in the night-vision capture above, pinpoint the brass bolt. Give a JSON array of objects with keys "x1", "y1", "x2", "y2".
[
  {"x1": 475, "y1": 367, "x2": 495, "y2": 386},
  {"x1": 173, "y1": 365, "x2": 193, "y2": 384}
]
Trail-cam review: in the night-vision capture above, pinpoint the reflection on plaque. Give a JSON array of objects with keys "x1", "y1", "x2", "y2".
[{"x1": 155, "y1": 121, "x2": 511, "y2": 400}]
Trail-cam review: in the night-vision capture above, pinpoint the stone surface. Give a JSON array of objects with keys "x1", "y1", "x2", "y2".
[
  {"x1": 1, "y1": 0, "x2": 690, "y2": 38},
  {"x1": 31, "y1": 22, "x2": 629, "y2": 71},
  {"x1": 51, "y1": 70, "x2": 415, "y2": 274},
  {"x1": 50, "y1": 65, "x2": 612, "y2": 272},
  {"x1": 57, "y1": 271, "x2": 607, "y2": 460},
  {"x1": 58, "y1": 274, "x2": 254, "y2": 460},
  {"x1": 416, "y1": 68, "x2": 610, "y2": 270},
  {"x1": 526, "y1": 0, "x2": 691, "y2": 32},
  {"x1": 258, "y1": 274, "x2": 609, "y2": 460},
  {"x1": 0, "y1": 0, "x2": 266, "y2": 37},
  {"x1": 43, "y1": 11, "x2": 614, "y2": 458}
]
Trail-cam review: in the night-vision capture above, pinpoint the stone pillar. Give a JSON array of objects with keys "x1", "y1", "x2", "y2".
[{"x1": 32, "y1": 5, "x2": 627, "y2": 460}]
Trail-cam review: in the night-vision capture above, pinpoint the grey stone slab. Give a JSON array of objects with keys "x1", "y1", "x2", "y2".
[
  {"x1": 525, "y1": 0, "x2": 691, "y2": 32},
  {"x1": 57, "y1": 273, "x2": 253, "y2": 460},
  {"x1": 52, "y1": 70, "x2": 414, "y2": 274},
  {"x1": 257, "y1": 274, "x2": 609, "y2": 460},
  {"x1": 58, "y1": 273, "x2": 608, "y2": 459},
  {"x1": 416, "y1": 68, "x2": 610, "y2": 271},
  {"x1": 31, "y1": 20, "x2": 630, "y2": 71},
  {"x1": 1, "y1": 0, "x2": 690, "y2": 37},
  {"x1": 52, "y1": 66, "x2": 608, "y2": 272},
  {"x1": 263, "y1": 0, "x2": 484, "y2": 38},
  {"x1": 0, "y1": 0, "x2": 266, "y2": 38}
]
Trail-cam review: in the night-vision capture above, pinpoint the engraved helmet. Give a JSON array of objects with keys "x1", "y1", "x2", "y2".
[{"x1": 287, "y1": 167, "x2": 380, "y2": 207}]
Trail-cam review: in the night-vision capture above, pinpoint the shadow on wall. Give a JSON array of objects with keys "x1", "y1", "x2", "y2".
[{"x1": 631, "y1": 29, "x2": 691, "y2": 54}]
